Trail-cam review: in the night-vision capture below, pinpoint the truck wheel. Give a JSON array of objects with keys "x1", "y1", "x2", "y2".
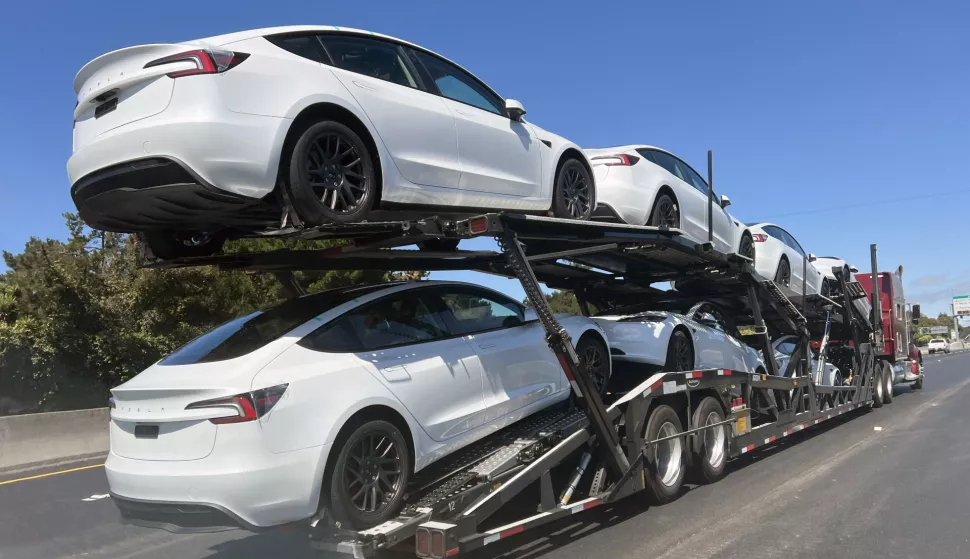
[
  {"x1": 882, "y1": 363, "x2": 894, "y2": 405},
  {"x1": 327, "y1": 419, "x2": 411, "y2": 529},
  {"x1": 689, "y1": 397, "x2": 728, "y2": 484},
  {"x1": 871, "y1": 370, "x2": 884, "y2": 408},
  {"x1": 914, "y1": 375, "x2": 924, "y2": 390},
  {"x1": 642, "y1": 404, "x2": 685, "y2": 504}
]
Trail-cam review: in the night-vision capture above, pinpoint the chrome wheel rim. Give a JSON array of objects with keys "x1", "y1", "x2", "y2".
[
  {"x1": 344, "y1": 431, "x2": 403, "y2": 513},
  {"x1": 305, "y1": 132, "x2": 369, "y2": 214},
  {"x1": 704, "y1": 411, "x2": 725, "y2": 469},
  {"x1": 561, "y1": 165, "x2": 591, "y2": 218},
  {"x1": 655, "y1": 421, "x2": 683, "y2": 487}
]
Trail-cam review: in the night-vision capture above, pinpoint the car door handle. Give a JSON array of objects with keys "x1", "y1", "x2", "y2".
[
  {"x1": 478, "y1": 343, "x2": 497, "y2": 349},
  {"x1": 454, "y1": 107, "x2": 474, "y2": 117},
  {"x1": 352, "y1": 80, "x2": 377, "y2": 91}
]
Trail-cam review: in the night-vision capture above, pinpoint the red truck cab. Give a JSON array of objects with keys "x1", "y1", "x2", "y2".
[{"x1": 855, "y1": 268, "x2": 908, "y2": 362}]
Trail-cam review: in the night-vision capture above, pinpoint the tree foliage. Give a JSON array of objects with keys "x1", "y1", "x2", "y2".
[
  {"x1": 0, "y1": 214, "x2": 423, "y2": 415},
  {"x1": 523, "y1": 291, "x2": 594, "y2": 315}
]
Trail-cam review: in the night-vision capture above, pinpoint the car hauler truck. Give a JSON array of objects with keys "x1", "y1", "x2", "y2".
[{"x1": 147, "y1": 183, "x2": 916, "y2": 558}]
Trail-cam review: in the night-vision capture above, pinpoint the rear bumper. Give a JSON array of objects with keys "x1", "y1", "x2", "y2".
[
  {"x1": 70, "y1": 156, "x2": 278, "y2": 232},
  {"x1": 105, "y1": 442, "x2": 330, "y2": 529}
]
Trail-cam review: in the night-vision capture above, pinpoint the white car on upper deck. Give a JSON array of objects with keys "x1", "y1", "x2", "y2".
[{"x1": 69, "y1": 26, "x2": 595, "y2": 259}]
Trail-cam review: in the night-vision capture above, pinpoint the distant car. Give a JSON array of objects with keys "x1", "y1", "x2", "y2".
[
  {"x1": 592, "y1": 301, "x2": 764, "y2": 375},
  {"x1": 584, "y1": 145, "x2": 754, "y2": 258},
  {"x1": 927, "y1": 338, "x2": 950, "y2": 354},
  {"x1": 746, "y1": 223, "x2": 824, "y2": 295},
  {"x1": 105, "y1": 281, "x2": 609, "y2": 531},
  {"x1": 772, "y1": 335, "x2": 842, "y2": 386},
  {"x1": 69, "y1": 26, "x2": 595, "y2": 259}
]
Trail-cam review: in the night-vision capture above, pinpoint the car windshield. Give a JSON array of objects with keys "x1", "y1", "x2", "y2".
[{"x1": 160, "y1": 285, "x2": 391, "y2": 365}]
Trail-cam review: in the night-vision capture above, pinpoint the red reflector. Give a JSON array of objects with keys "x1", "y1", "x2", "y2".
[
  {"x1": 468, "y1": 217, "x2": 489, "y2": 234},
  {"x1": 446, "y1": 548, "x2": 459, "y2": 557},
  {"x1": 431, "y1": 531, "x2": 445, "y2": 558},
  {"x1": 499, "y1": 525, "x2": 525, "y2": 539},
  {"x1": 415, "y1": 528, "x2": 430, "y2": 557}
]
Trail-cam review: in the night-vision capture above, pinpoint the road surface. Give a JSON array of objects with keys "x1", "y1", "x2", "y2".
[{"x1": 3, "y1": 352, "x2": 969, "y2": 559}]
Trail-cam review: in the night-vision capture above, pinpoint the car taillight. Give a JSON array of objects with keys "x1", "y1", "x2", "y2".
[
  {"x1": 186, "y1": 384, "x2": 288, "y2": 424},
  {"x1": 591, "y1": 154, "x2": 640, "y2": 166},
  {"x1": 751, "y1": 234, "x2": 768, "y2": 242},
  {"x1": 144, "y1": 49, "x2": 250, "y2": 78}
]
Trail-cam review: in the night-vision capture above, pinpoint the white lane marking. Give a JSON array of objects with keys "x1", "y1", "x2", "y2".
[
  {"x1": 82, "y1": 493, "x2": 110, "y2": 501},
  {"x1": 873, "y1": 426, "x2": 883, "y2": 431}
]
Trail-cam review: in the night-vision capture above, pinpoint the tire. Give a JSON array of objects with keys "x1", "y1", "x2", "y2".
[
  {"x1": 648, "y1": 193, "x2": 680, "y2": 229},
  {"x1": 286, "y1": 120, "x2": 377, "y2": 225},
  {"x1": 774, "y1": 258, "x2": 792, "y2": 288},
  {"x1": 577, "y1": 335, "x2": 611, "y2": 398},
  {"x1": 664, "y1": 330, "x2": 694, "y2": 372},
  {"x1": 141, "y1": 231, "x2": 225, "y2": 260},
  {"x1": 642, "y1": 404, "x2": 685, "y2": 504},
  {"x1": 820, "y1": 278, "x2": 831, "y2": 297},
  {"x1": 417, "y1": 238, "x2": 460, "y2": 252},
  {"x1": 551, "y1": 158, "x2": 594, "y2": 220},
  {"x1": 871, "y1": 369, "x2": 884, "y2": 408},
  {"x1": 914, "y1": 375, "x2": 924, "y2": 390},
  {"x1": 327, "y1": 419, "x2": 411, "y2": 529},
  {"x1": 738, "y1": 233, "x2": 755, "y2": 266},
  {"x1": 689, "y1": 397, "x2": 728, "y2": 484},
  {"x1": 882, "y1": 363, "x2": 894, "y2": 405}
]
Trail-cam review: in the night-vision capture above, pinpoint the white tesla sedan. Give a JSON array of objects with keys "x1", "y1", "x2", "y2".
[
  {"x1": 105, "y1": 281, "x2": 609, "y2": 531},
  {"x1": 592, "y1": 301, "x2": 764, "y2": 378},
  {"x1": 69, "y1": 26, "x2": 595, "y2": 258},
  {"x1": 584, "y1": 145, "x2": 754, "y2": 258},
  {"x1": 746, "y1": 223, "x2": 824, "y2": 296}
]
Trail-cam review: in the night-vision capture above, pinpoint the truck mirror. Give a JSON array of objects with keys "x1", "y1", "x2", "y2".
[{"x1": 912, "y1": 304, "x2": 920, "y2": 323}]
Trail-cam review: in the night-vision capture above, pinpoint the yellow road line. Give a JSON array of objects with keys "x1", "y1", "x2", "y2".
[{"x1": 0, "y1": 463, "x2": 104, "y2": 486}]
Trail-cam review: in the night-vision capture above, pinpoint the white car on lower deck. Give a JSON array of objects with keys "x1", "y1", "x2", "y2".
[
  {"x1": 592, "y1": 301, "x2": 764, "y2": 380},
  {"x1": 106, "y1": 281, "x2": 609, "y2": 531},
  {"x1": 772, "y1": 335, "x2": 842, "y2": 386},
  {"x1": 584, "y1": 145, "x2": 754, "y2": 259},
  {"x1": 69, "y1": 26, "x2": 594, "y2": 259}
]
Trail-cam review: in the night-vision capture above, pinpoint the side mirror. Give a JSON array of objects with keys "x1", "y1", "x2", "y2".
[
  {"x1": 697, "y1": 312, "x2": 719, "y2": 327},
  {"x1": 719, "y1": 194, "x2": 731, "y2": 209},
  {"x1": 849, "y1": 266, "x2": 859, "y2": 273},
  {"x1": 808, "y1": 253, "x2": 817, "y2": 262},
  {"x1": 505, "y1": 99, "x2": 526, "y2": 121},
  {"x1": 912, "y1": 304, "x2": 921, "y2": 323}
]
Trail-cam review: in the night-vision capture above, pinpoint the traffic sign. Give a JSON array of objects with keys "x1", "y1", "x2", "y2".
[{"x1": 954, "y1": 295, "x2": 970, "y2": 316}]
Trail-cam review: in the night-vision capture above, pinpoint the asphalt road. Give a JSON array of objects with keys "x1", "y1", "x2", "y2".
[{"x1": 2, "y1": 352, "x2": 969, "y2": 559}]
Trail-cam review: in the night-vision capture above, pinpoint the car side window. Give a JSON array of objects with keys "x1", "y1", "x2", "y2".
[
  {"x1": 438, "y1": 290, "x2": 525, "y2": 335},
  {"x1": 682, "y1": 162, "x2": 711, "y2": 196},
  {"x1": 301, "y1": 292, "x2": 448, "y2": 352},
  {"x1": 265, "y1": 33, "x2": 329, "y2": 63},
  {"x1": 762, "y1": 225, "x2": 783, "y2": 241},
  {"x1": 318, "y1": 35, "x2": 420, "y2": 89},
  {"x1": 644, "y1": 150, "x2": 690, "y2": 184},
  {"x1": 410, "y1": 49, "x2": 505, "y2": 115},
  {"x1": 776, "y1": 341, "x2": 797, "y2": 356},
  {"x1": 782, "y1": 230, "x2": 806, "y2": 256}
]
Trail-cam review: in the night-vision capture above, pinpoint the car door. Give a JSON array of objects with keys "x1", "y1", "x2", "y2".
[
  {"x1": 784, "y1": 230, "x2": 822, "y2": 294},
  {"x1": 317, "y1": 289, "x2": 488, "y2": 442},
  {"x1": 318, "y1": 34, "x2": 461, "y2": 188},
  {"x1": 408, "y1": 49, "x2": 542, "y2": 197},
  {"x1": 434, "y1": 287, "x2": 562, "y2": 423}
]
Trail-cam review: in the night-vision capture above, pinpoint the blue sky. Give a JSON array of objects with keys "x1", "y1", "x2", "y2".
[{"x1": 1, "y1": 1, "x2": 967, "y2": 316}]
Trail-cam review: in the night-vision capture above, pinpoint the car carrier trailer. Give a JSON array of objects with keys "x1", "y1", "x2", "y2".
[{"x1": 149, "y1": 208, "x2": 911, "y2": 558}]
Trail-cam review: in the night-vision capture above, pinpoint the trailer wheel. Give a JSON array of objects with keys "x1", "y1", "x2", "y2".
[
  {"x1": 882, "y1": 362, "x2": 894, "y2": 405},
  {"x1": 689, "y1": 397, "x2": 728, "y2": 484},
  {"x1": 871, "y1": 369, "x2": 885, "y2": 408},
  {"x1": 327, "y1": 419, "x2": 411, "y2": 529},
  {"x1": 642, "y1": 404, "x2": 685, "y2": 504},
  {"x1": 914, "y1": 375, "x2": 924, "y2": 390}
]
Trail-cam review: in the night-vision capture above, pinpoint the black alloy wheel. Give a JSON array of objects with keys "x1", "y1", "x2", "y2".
[
  {"x1": 664, "y1": 330, "x2": 694, "y2": 372},
  {"x1": 578, "y1": 336, "x2": 610, "y2": 397},
  {"x1": 288, "y1": 121, "x2": 377, "y2": 225},
  {"x1": 650, "y1": 194, "x2": 680, "y2": 229},
  {"x1": 553, "y1": 159, "x2": 593, "y2": 219},
  {"x1": 738, "y1": 233, "x2": 755, "y2": 265},
  {"x1": 775, "y1": 258, "x2": 792, "y2": 287}
]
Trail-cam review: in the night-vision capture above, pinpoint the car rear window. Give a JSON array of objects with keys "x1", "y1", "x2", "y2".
[
  {"x1": 264, "y1": 33, "x2": 329, "y2": 63},
  {"x1": 160, "y1": 284, "x2": 392, "y2": 365}
]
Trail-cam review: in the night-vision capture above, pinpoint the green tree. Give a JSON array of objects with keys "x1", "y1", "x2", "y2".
[
  {"x1": 523, "y1": 291, "x2": 593, "y2": 315},
  {"x1": 0, "y1": 215, "x2": 424, "y2": 414}
]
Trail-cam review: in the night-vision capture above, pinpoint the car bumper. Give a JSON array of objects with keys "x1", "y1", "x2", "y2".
[
  {"x1": 68, "y1": 103, "x2": 289, "y2": 232},
  {"x1": 105, "y1": 442, "x2": 330, "y2": 530}
]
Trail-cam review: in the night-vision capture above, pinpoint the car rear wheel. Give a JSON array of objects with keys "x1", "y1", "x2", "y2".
[
  {"x1": 738, "y1": 233, "x2": 755, "y2": 265},
  {"x1": 774, "y1": 258, "x2": 792, "y2": 287},
  {"x1": 328, "y1": 419, "x2": 411, "y2": 529},
  {"x1": 648, "y1": 193, "x2": 680, "y2": 229},
  {"x1": 287, "y1": 120, "x2": 377, "y2": 225},
  {"x1": 552, "y1": 158, "x2": 593, "y2": 220},
  {"x1": 664, "y1": 330, "x2": 694, "y2": 373},
  {"x1": 141, "y1": 231, "x2": 225, "y2": 260}
]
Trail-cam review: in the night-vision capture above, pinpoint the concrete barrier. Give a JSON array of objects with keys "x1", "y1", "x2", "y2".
[{"x1": 0, "y1": 408, "x2": 109, "y2": 472}]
